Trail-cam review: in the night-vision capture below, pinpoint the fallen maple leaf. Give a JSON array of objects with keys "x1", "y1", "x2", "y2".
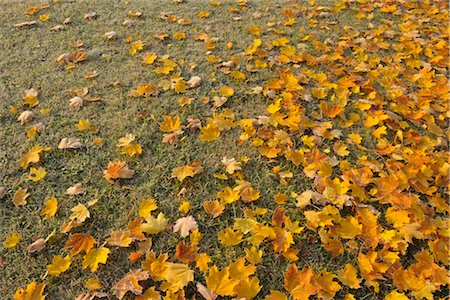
[
  {"x1": 65, "y1": 233, "x2": 96, "y2": 256},
  {"x1": 82, "y1": 247, "x2": 110, "y2": 272},
  {"x1": 173, "y1": 215, "x2": 198, "y2": 237},
  {"x1": 13, "y1": 281, "x2": 45, "y2": 300},
  {"x1": 70, "y1": 204, "x2": 90, "y2": 223},
  {"x1": 112, "y1": 269, "x2": 149, "y2": 299},
  {"x1": 18, "y1": 110, "x2": 33, "y2": 125},
  {"x1": 13, "y1": 189, "x2": 29, "y2": 206},
  {"x1": 58, "y1": 137, "x2": 82, "y2": 149},
  {"x1": 66, "y1": 183, "x2": 85, "y2": 195},
  {"x1": 47, "y1": 255, "x2": 71, "y2": 276},
  {"x1": 187, "y1": 76, "x2": 202, "y2": 88},
  {"x1": 104, "y1": 161, "x2": 135, "y2": 181}
]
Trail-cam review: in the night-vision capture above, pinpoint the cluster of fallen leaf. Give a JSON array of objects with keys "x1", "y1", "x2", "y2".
[{"x1": 5, "y1": 0, "x2": 450, "y2": 299}]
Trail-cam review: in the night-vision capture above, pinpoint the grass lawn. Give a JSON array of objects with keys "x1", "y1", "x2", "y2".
[{"x1": 0, "y1": 0, "x2": 449, "y2": 299}]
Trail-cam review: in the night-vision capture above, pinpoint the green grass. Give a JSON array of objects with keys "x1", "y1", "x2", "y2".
[{"x1": 0, "y1": 0, "x2": 448, "y2": 299}]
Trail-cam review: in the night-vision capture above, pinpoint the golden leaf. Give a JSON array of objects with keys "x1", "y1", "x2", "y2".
[
  {"x1": 70, "y1": 204, "x2": 90, "y2": 223},
  {"x1": 13, "y1": 281, "x2": 45, "y2": 300},
  {"x1": 82, "y1": 247, "x2": 110, "y2": 272},
  {"x1": 206, "y1": 265, "x2": 239, "y2": 296},
  {"x1": 5, "y1": 232, "x2": 21, "y2": 248},
  {"x1": 47, "y1": 255, "x2": 71, "y2": 276},
  {"x1": 218, "y1": 228, "x2": 243, "y2": 246}
]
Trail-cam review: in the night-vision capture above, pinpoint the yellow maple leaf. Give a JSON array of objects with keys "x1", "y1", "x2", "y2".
[
  {"x1": 82, "y1": 247, "x2": 110, "y2": 272},
  {"x1": 384, "y1": 290, "x2": 410, "y2": 300},
  {"x1": 122, "y1": 144, "x2": 142, "y2": 157},
  {"x1": 28, "y1": 167, "x2": 46, "y2": 182},
  {"x1": 5, "y1": 232, "x2": 21, "y2": 248},
  {"x1": 265, "y1": 290, "x2": 288, "y2": 300},
  {"x1": 199, "y1": 124, "x2": 220, "y2": 142},
  {"x1": 160, "y1": 115, "x2": 181, "y2": 133},
  {"x1": 173, "y1": 32, "x2": 186, "y2": 40},
  {"x1": 76, "y1": 119, "x2": 92, "y2": 131},
  {"x1": 164, "y1": 263, "x2": 194, "y2": 291},
  {"x1": 337, "y1": 264, "x2": 361, "y2": 289},
  {"x1": 219, "y1": 86, "x2": 234, "y2": 97},
  {"x1": 142, "y1": 212, "x2": 168, "y2": 234},
  {"x1": 314, "y1": 270, "x2": 341, "y2": 299},
  {"x1": 130, "y1": 40, "x2": 144, "y2": 55},
  {"x1": 20, "y1": 145, "x2": 44, "y2": 169},
  {"x1": 117, "y1": 134, "x2": 135, "y2": 147},
  {"x1": 41, "y1": 197, "x2": 58, "y2": 219},
  {"x1": 217, "y1": 187, "x2": 240, "y2": 204},
  {"x1": 171, "y1": 162, "x2": 203, "y2": 182},
  {"x1": 173, "y1": 79, "x2": 187, "y2": 93},
  {"x1": 206, "y1": 265, "x2": 239, "y2": 296},
  {"x1": 139, "y1": 198, "x2": 158, "y2": 218},
  {"x1": 218, "y1": 228, "x2": 243, "y2": 246},
  {"x1": 13, "y1": 281, "x2": 45, "y2": 300},
  {"x1": 143, "y1": 52, "x2": 157, "y2": 65},
  {"x1": 284, "y1": 265, "x2": 317, "y2": 300},
  {"x1": 47, "y1": 255, "x2": 71, "y2": 276},
  {"x1": 230, "y1": 70, "x2": 246, "y2": 80},
  {"x1": 245, "y1": 247, "x2": 263, "y2": 265},
  {"x1": 70, "y1": 204, "x2": 90, "y2": 223},
  {"x1": 179, "y1": 201, "x2": 190, "y2": 215},
  {"x1": 195, "y1": 253, "x2": 212, "y2": 272},
  {"x1": 85, "y1": 278, "x2": 102, "y2": 291},
  {"x1": 334, "y1": 216, "x2": 363, "y2": 239},
  {"x1": 135, "y1": 287, "x2": 160, "y2": 300},
  {"x1": 234, "y1": 276, "x2": 262, "y2": 299}
]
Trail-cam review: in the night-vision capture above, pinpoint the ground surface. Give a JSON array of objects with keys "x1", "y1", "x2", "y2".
[{"x1": 0, "y1": 0, "x2": 449, "y2": 299}]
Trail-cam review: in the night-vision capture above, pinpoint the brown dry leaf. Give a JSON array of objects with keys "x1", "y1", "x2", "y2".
[
  {"x1": 66, "y1": 183, "x2": 85, "y2": 196},
  {"x1": 75, "y1": 292, "x2": 108, "y2": 300},
  {"x1": 58, "y1": 137, "x2": 83, "y2": 149},
  {"x1": 84, "y1": 70, "x2": 98, "y2": 79},
  {"x1": 213, "y1": 96, "x2": 227, "y2": 108},
  {"x1": 27, "y1": 238, "x2": 46, "y2": 253},
  {"x1": 197, "y1": 282, "x2": 218, "y2": 300},
  {"x1": 128, "y1": 11, "x2": 143, "y2": 17},
  {"x1": 14, "y1": 21, "x2": 37, "y2": 28},
  {"x1": 103, "y1": 31, "x2": 117, "y2": 40},
  {"x1": 69, "y1": 96, "x2": 83, "y2": 108},
  {"x1": 13, "y1": 188, "x2": 29, "y2": 206},
  {"x1": 186, "y1": 118, "x2": 201, "y2": 130},
  {"x1": 162, "y1": 131, "x2": 181, "y2": 144},
  {"x1": 84, "y1": 12, "x2": 97, "y2": 20},
  {"x1": 50, "y1": 25, "x2": 64, "y2": 31},
  {"x1": 187, "y1": 76, "x2": 202, "y2": 88},
  {"x1": 18, "y1": 110, "x2": 34, "y2": 125},
  {"x1": 112, "y1": 269, "x2": 149, "y2": 299}
]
